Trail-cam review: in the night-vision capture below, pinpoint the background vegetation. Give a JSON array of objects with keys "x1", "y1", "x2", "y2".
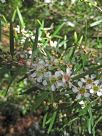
[{"x1": 0, "y1": 0, "x2": 102, "y2": 136}]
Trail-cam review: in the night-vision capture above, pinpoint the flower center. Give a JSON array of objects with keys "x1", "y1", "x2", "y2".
[
  {"x1": 79, "y1": 88, "x2": 86, "y2": 94},
  {"x1": 87, "y1": 79, "x2": 93, "y2": 84},
  {"x1": 93, "y1": 85, "x2": 99, "y2": 92},
  {"x1": 50, "y1": 77, "x2": 57, "y2": 84}
]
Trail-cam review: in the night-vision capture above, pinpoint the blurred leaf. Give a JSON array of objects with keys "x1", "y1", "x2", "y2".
[
  {"x1": 90, "y1": 19, "x2": 102, "y2": 27},
  {"x1": 32, "y1": 91, "x2": 50, "y2": 111},
  {"x1": 74, "y1": 32, "x2": 78, "y2": 43},
  {"x1": 87, "y1": 118, "x2": 92, "y2": 134},
  {"x1": 2, "y1": 15, "x2": 7, "y2": 23},
  {"x1": 42, "y1": 113, "x2": 48, "y2": 128},
  {"x1": 78, "y1": 35, "x2": 83, "y2": 45},
  {"x1": 60, "y1": 117, "x2": 79, "y2": 131},
  {"x1": 92, "y1": 116, "x2": 102, "y2": 136},
  {"x1": 87, "y1": 105, "x2": 94, "y2": 134}
]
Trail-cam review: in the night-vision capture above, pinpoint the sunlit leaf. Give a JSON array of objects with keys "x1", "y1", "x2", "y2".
[
  {"x1": 90, "y1": 19, "x2": 102, "y2": 27},
  {"x1": 16, "y1": 6, "x2": 25, "y2": 28}
]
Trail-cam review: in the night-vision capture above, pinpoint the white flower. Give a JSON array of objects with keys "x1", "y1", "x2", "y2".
[
  {"x1": 60, "y1": 0, "x2": 64, "y2": 5},
  {"x1": 21, "y1": 28, "x2": 26, "y2": 34},
  {"x1": 25, "y1": 33, "x2": 30, "y2": 38},
  {"x1": 97, "y1": 91, "x2": 102, "y2": 96},
  {"x1": 78, "y1": 81, "x2": 83, "y2": 87},
  {"x1": 61, "y1": 67, "x2": 72, "y2": 83},
  {"x1": 56, "y1": 81, "x2": 65, "y2": 88},
  {"x1": 0, "y1": 0, "x2": 5, "y2": 3},
  {"x1": 50, "y1": 40, "x2": 57, "y2": 47},
  {"x1": 79, "y1": 100, "x2": 86, "y2": 109},
  {"x1": 14, "y1": 25, "x2": 20, "y2": 33},
  {"x1": 44, "y1": 71, "x2": 52, "y2": 78},
  {"x1": 80, "y1": 75, "x2": 96, "y2": 89},
  {"x1": 37, "y1": 64, "x2": 45, "y2": 70},
  {"x1": 67, "y1": 21, "x2": 75, "y2": 27},
  {"x1": 36, "y1": 76, "x2": 43, "y2": 83},
  {"x1": 94, "y1": 80, "x2": 100, "y2": 85},
  {"x1": 90, "y1": 85, "x2": 102, "y2": 96},
  {"x1": 76, "y1": 94, "x2": 81, "y2": 99},
  {"x1": 31, "y1": 36, "x2": 35, "y2": 40},
  {"x1": 84, "y1": 93, "x2": 90, "y2": 97},
  {"x1": 44, "y1": 0, "x2": 51, "y2": 3},
  {"x1": 72, "y1": 82, "x2": 90, "y2": 99},
  {"x1": 79, "y1": 100, "x2": 85, "y2": 105},
  {"x1": 72, "y1": 86, "x2": 79, "y2": 93},
  {"x1": 55, "y1": 70, "x2": 62, "y2": 78},
  {"x1": 31, "y1": 72, "x2": 37, "y2": 78},
  {"x1": 51, "y1": 84, "x2": 56, "y2": 91},
  {"x1": 28, "y1": 50, "x2": 32, "y2": 55},
  {"x1": 71, "y1": 0, "x2": 76, "y2": 4},
  {"x1": 38, "y1": 60, "x2": 45, "y2": 65},
  {"x1": 42, "y1": 80, "x2": 48, "y2": 86}
]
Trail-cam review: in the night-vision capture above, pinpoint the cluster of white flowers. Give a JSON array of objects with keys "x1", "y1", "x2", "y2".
[
  {"x1": 28, "y1": 58, "x2": 102, "y2": 100},
  {"x1": 14, "y1": 25, "x2": 35, "y2": 44},
  {"x1": 29, "y1": 57, "x2": 72, "y2": 91},
  {"x1": 72, "y1": 74, "x2": 102, "y2": 99}
]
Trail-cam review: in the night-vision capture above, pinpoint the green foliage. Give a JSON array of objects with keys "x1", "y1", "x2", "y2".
[{"x1": 0, "y1": 0, "x2": 102, "y2": 136}]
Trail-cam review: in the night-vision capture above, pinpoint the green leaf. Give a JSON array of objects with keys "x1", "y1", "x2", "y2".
[
  {"x1": 16, "y1": 6, "x2": 25, "y2": 28},
  {"x1": 52, "y1": 23, "x2": 64, "y2": 37},
  {"x1": 12, "y1": 9, "x2": 17, "y2": 22},
  {"x1": 47, "y1": 111, "x2": 57, "y2": 134},
  {"x1": 87, "y1": 106, "x2": 94, "y2": 134},
  {"x1": 42, "y1": 113, "x2": 48, "y2": 128},
  {"x1": 78, "y1": 35, "x2": 83, "y2": 45},
  {"x1": 2, "y1": 15, "x2": 7, "y2": 23},
  {"x1": 74, "y1": 32, "x2": 78, "y2": 43},
  {"x1": 87, "y1": 118, "x2": 92, "y2": 134},
  {"x1": 90, "y1": 19, "x2": 102, "y2": 27},
  {"x1": 92, "y1": 116, "x2": 102, "y2": 136}
]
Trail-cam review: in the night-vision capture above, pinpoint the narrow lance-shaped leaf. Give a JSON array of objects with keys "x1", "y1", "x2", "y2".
[
  {"x1": 42, "y1": 113, "x2": 48, "y2": 128},
  {"x1": 10, "y1": 21, "x2": 14, "y2": 58},
  {"x1": 12, "y1": 9, "x2": 17, "y2": 22},
  {"x1": 52, "y1": 23, "x2": 65, "y2": 38},
  {"x1": 87, "y1": 106, "x2": 94, "y2": 134},
  {"x1": 16, "y1": 6, "x2": 25, "y2": 28},
  {"x1": 47, "y1": 111, "x2": 57, "y2": 134},
  {"x1": 90, "y1": 19, "x2": 102, "y2": 27},
  {"x1": 2, "y1": 15, "x2": 7, "y2": 23},
  {"x1": 92, "y1": 116, "x2": 102, "y2": 136}
]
